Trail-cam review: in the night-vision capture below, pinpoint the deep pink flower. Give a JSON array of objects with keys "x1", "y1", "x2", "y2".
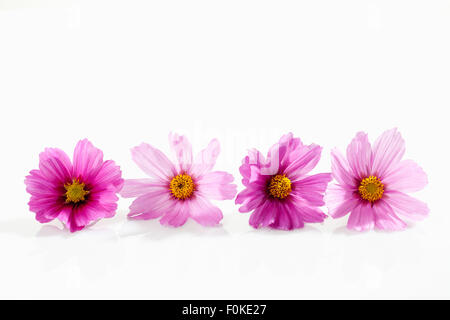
[
  {"x1": 235, "y1": 133, "x2": 331, "y2": 230},
  {"x1": 25, "y1": 139, "x2": 124, "y2": 232},
  {"x1": 120, "y1": 133, "x2": 237, "y2": 227},
  {"x1": 325, "y1": 128, "x2": 429, "y2": 231}
]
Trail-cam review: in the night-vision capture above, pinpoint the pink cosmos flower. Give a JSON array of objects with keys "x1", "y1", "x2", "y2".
[
  {"x1": 120, "y1": 133, "x2": 237, "y2": 227},
  {"x1": 25, "y1": 139, "x2": 124, "y2": 232},
  {"x1": 325, "y1": 128, "x2": 429, "y2": 231},
  {"x1": 235, "y1": 133, "x2": 331, "y2": 230}
]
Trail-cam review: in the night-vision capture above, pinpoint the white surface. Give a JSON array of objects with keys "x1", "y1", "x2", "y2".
[{"x1": 0, "y1": 0, "x2": 449, "y2": 299}]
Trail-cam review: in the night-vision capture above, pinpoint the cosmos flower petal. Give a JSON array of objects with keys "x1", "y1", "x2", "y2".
[
  {"x1": 383, "y1": 159, "x2": 428, "y2": 193},
  {"x1": 169, "y1": 132, "x2": 193, "y2": 172},
  {"x1": 131, "y1": 142, "x2": 177, "y2": 181},
  {"x1": 249, "y1": 200, "x2": 277, "y2": 229},
  {"x1": 330, "y1": 148, "x2": 357, "y2": 187},
  {"x1": 159, "y1": 201, "x2": 190, "y2": 227},
  {"x1": 292, "y1": 173, "x2": 332, "y2": 206},
  {"x1": 269, "y1": 202, "x2": 295, "y2": 230},
  {"x1": 120, "y1": 179, "x2": 167, "y2": 198},
  {"x1": 347, "y1": 202, "x2": 375, "y2": 231},
  {"x1": 346, "y1": 132, "x2": 372, "y2": 180},
  {"x1": 384, "y1": 191, "x2": 429, "y2": 221},
  {"x1": 373, "y1": 199, "x2": 407, "y2": 230},
  {"x1": 284, "y1": 144, "x2": 322, "y2": 181},
  {"x1": 324, "y1": 184, "x2": 360, "y2": 218},
  {"x1": 372, "y1": 128, "x2": 405, "y2": 178},
  {"x1": 188, "y1": 196, "x2": 223, "y2": 227},
  {"x1": 90, "y1": 160, "x2": 124, "y2": 192},
  {"x1": 38, "y1": 147, "x2": 72, "y2": 183},
  {"x1": 127, "y1": 187, "x2": 172, "y2": 219},
  {"x1": 191, "y1": 138, "x2": 220, "y2": 177},
  {"x1": 73, "y1": 139, "x2": 104, "y2": 180},
  {"x1": 196, "y1": 171, "x2": 237, "y2": 200}
]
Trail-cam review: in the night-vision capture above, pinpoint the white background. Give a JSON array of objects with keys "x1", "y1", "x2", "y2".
[{"x1": 0, "y1": 0, "x2": 448, "y2": 299}]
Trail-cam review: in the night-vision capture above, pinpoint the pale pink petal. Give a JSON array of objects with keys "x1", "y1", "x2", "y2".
[
  {"x1": 384, "y1": 191, "x2": 429, "y2": 221},
  {"x1": 73, "y1": 139, "x2": 104, "y2": 181},
  {"x1": 196, "y1": 171, "x2": 237, "y2": 200},
  {"x1": 169, "y1": 132, "x2": 193, "y2": 172},
  {"x1": 188, "y1": 196, "x2": 223, "y2": 226},
  {"x1": 131, "y1": 143, "x2": 177, "y2": 181},
  {"x1": 128, "y1": 187, "x2": 173, "y2": 220},
  {"x1": 291, "y1": 173, "x2": 331, "y2": 206},
  {"x1": 191, "y1": 139, "x2": 220, "y2": 177},
  {"x1": 330, "y1": 148, "x2": 357, "y2": 187},
  {"x1": 120, "y1": 179, "x2": 168, "y2": 198},
  {"x1": 373, "y1": 199, "x2": 407, "y2": 230},
  {"x1": 324, "y1": 184, "x2": 360, "y2": 218},
  {"x1": 346, "y1": 132, "x2": 372, "y2": 180},
  {"x1": 159, "y1": 201, "x2": 189, "y2": 227},
  {"x1": 284, "y1": 144, "x2": 322, "y2": 181},
  {"x1": 382, "y1": 159, "x2": 428, "y2": 193},
  {"x1": 38, "y1": 147, "x2": 72, "y2": 183},
  {"x1": 372, "y1": 128, "x2": 405, "y2": 178},
  {"x1": 347, "y1": 202, "x2": 375, "y2": 231}
]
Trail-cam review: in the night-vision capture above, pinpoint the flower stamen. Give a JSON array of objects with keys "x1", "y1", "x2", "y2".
[
  {"x1": 170, "y1": 174, "x2": 195, "y2": 200},
  {"x1": 358, "y1": 176, "x2": 384, "y2": 202},
  {"x1": 64, "y1": 179, "x2": 89, "y2": 204},
  {"x1": 268, "y1": 174, "x2": 292, "y2": 199}
]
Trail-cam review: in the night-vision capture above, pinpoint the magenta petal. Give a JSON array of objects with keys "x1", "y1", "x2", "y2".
[
  {"x1": 191, "y1": 139, "x2": 220, "y2": 177},
  {"x1": 72, "y1": 139, "x2": 104, "y2": 181},
  {"x1": 347, "y1": 202, "x2": 375, "y2": 231},
  {"x1": 188, "y1": 196, "x2": 223, "y2": 226},
  {"x1": 249, "y1": 200, "x2": 276, "y2": 229},
  {"x1": 131, "y1": 143, "x2": 177, "y2": 181},
  {"x1": 372, "y1": 128, "x2": 405, "y2": 178},
  {"x1": 269, "y1": 202, "x2": 296, "y2": 230},
  {"x1": 346, "y1": 132, "x2": 372, "y2": 180},
  {"x1": 38, "y1": 147, "x2": 72, "y2": 183},
  {"x1": 196, "y1": 171, "x2": 237, "y2": 200},
  {"x1": 373, "y1": 199, "x2": 407, "y2": 230},
  {"x1": 383, "y1": 159, "x2": 428, "y2": 193},
  {"x1": 384, "y1": 191, "x2": 429, "y2": 221},
  {"x1": 90, "y1": 160, "x2": 124, "y2": 192},
  {"x1": 169, "y1": 132, "x2": 193, "y2": 172}
]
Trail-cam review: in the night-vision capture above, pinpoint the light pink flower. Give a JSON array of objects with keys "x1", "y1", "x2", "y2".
[
  {"x1": 120, "y1": 133, "x2": 237, "y2": 227},
  {"x1": 235, "y1": 133, "x2": 331, "y2": 230},
  {"x1": 25, "y1": 139, "x2": 124, "y2": 232},
  {"x1": 325, "y1": 128, "x2": 429, "y2": 231}
]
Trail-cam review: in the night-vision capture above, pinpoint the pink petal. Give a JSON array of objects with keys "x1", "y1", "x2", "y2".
[
  {"x1": 382, "y1": 159, "x2": 428, "y2": 193},
  {"x1": 196, "y1": 171, "x2": 237, "y2": 200},
  {"x1": 169, "y1": 132, "x2": 193, "y2": 172},
  {"x1": 269, "y1": 202, "x2": 296, "y2": 230},
  {"x1": 372, "y1": 128, "x2": 405, "y2": 179},
  {"x1": 346, "y1": 132, "x2": 372, "y2": 180},
  {"x1": 347, "y1": 202, "x2": 375, "y2": 231},
  {"x1": 284, "y1": 144, "x2": 322, "y2": 181},
  {"x1": 373, "y1": 199, "x2": 407, "y2": 230},
  {"x1": 188, "y1": 196, "x2": 223, "y2": 226},
  {"x1": 324, "y1": 184, "x2": 360, "y2": 218},
  {"x1": 38, "y1": 147, "x2": 72, "y2": 183},
  {"x1": 191, "y1": 139, "x2": 220, "y2": 177},
  {"x1": 235, "y1": 187, "x2": 265, "y2": 213},
  {"x1": 120, "y1": 179, "x2": 168, "y2": 198},
  {"x1": 127, "y1": 187, "x2": 173, "y2": 220},
  {"x1": 288, "y1": 199, "x2": 327, "y2": 224},
  {"x1": 90, "y1": 160, "x2": 124, "y2": 192},
  {"x1": 384, "y1": 191, "x2": 429, "y2": 221},
  {"x1": 159, "y1": 201, "x2": 189, "y2": 227},
  {"x1": 73, "y1": 139, "x2": 104, "y2": 181},
  {"x1": 291, "y1": 173, "x2": 331, "y2": 206},
  {"x1": 249, "y1": 200, "x2": 277, "y2": 229},
  {"x1": 131, "y1": 143, "x2": 177, "y2": 181},
  {"x1": 330, "y1": 148, "x2": 357, "y2": 187}
]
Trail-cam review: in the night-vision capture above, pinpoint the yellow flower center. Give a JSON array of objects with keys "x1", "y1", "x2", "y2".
[
  {"x1": 170, "y1": 174, "x2": 195, "y2": 200},
  {"x1": 64, "y1": 179, "x2": 89, "y2": 204},
  {"x1": 358, "y1": 176, "x2": 384, "y2": 202},
  {"x1": 268, "y1": 174, "x2": 292, "y2": 199}
]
